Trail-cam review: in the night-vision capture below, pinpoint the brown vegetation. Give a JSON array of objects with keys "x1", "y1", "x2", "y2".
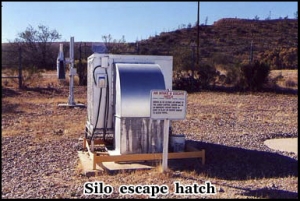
[
  {"x1": 2, "y1": 18, "x2": 298, "y2": 72},
  {"x1": 139, "y1": 18, "x2": 298, "y2": 71},
  {"x1": 1, "y1": 17, "x2": 298, "y2": 199},
  {"x1": 1, "y1": 71, "x2": 298, "y2": 198}
]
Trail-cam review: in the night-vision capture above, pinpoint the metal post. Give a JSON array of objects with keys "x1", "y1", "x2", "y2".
[
  {"x1": 58, "y1": 37, "x2": 85, "y2": 108},
  {"x1": 18, "y1": 47, "x2": 22, "y2": 89},
  {"x1": 68, "y1": 36, "x2": 75, "y2": 105},
  {"x1": 197, "y1": 1, "x2": 200, "y2": 68},
  {"x1": 162, "y1": 118, "x2": 170, "y2": 172},
  {"x1": 79, "y1": 42, "x2": 82, "y2": 86}
]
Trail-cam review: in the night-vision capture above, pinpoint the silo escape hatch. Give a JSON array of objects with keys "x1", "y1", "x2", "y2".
[{"x1": 79, "y1": 53, "x2": 205, "y2": 173}]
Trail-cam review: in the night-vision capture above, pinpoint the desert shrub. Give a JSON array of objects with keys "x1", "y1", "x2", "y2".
[
  {"x1": 74, "y1": 59, "x2": 87, "y2": 86},
  {"x1": 239, "y1": 61, "x2": 270, "y2": 91},
  {"x1": 173, "y1": 64, "x2": 219, "y2": 92},
  {"x1": 266, "y1": 73, "x2": 284, "y2": 89},
  {"x1": 196, "y1": 64, "x2": 219, "y2": 89},
  {"x1": 257, "y1": 47, "x2": 298, "y2": 70},
  {"x1": 171, "y1": 45, "x2": 193, "y2": 71},
  {"x1": 4, "y1": 65, "x2": 44, "y2": 88},
  {"x1": 285, "y1": 79, "x2": 297, "y2": 87},
  {"x1": 172, "y1": 71, "x2": 200, "y2": 93},
  {"x1": 224, "y1": 64, "x2": 241, "y2": 86},
  {"x1": 211, "y1": 52, "x2": 232, "y2": 65}
]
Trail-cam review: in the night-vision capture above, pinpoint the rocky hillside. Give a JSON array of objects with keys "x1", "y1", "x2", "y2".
[
  {"x1": 138, "y1": 18, "x2": 298, "y2": 70},
  {"x1": 2, "y1": 18, "x2": 298, "y2": 71}
]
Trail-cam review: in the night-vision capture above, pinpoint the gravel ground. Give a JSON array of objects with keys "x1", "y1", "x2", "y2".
[{"x1": 1, "y1": 86, "x2": 298, "y2": 199}]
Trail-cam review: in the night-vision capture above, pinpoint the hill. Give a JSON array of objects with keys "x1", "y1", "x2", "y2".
[
  {"x1": 2, "y1": 18, "x2": 298, "y2": 71},
  {"x1": 138, "y1": 18, "x2": 298, "y2": 70}
]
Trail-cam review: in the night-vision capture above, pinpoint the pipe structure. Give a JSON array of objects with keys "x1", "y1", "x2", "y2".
[
  {"x1": 57, "y1": 36, "x2": 85, "y2": 108},
  {"x1": 68, "y1": 36, "x2": 75, "y2": 106}
]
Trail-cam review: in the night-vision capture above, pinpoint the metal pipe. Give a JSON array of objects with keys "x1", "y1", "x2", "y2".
[{"x1": 68, "y1": 36, "x2": 75, "y2": 105}]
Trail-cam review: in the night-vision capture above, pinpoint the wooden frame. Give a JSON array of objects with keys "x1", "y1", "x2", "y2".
[{"x1": 83, "y1": 138, "x2": 205, "y2": 170}]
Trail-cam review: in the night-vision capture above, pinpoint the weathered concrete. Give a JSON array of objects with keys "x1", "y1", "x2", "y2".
[{"x1": 264, "y1": 138, "x2": 298, "y2": 155}]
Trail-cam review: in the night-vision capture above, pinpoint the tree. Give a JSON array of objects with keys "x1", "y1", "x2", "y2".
[
  {"x1": 12, "y1": 24, "x2": 61, "y2": 70},
  {"x1": 102, "y1": 34, "x2": 129, "y2": 54}
]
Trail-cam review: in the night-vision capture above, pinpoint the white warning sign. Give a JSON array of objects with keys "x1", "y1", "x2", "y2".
[{"x1": 150, "y1": 90, "x2": 187, "y2": 120}]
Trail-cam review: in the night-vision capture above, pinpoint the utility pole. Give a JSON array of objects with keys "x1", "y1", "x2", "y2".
[{"x1": 197, "y1": 1, "x2": 200, "y2": 69}]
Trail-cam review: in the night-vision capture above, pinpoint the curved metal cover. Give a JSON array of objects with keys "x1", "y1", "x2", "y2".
[{"x1": 116, "y1": 63, "x2": 166, "y2": 117}]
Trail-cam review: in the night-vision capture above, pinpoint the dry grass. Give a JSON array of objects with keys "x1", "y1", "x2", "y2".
[
  {"x1": 2, "y1": 73, "x2": 86, "y2": 142},
  {"x1": 1, "y1": 69, "x2": 81, "y2": 88},
  {"x1": 269, "y1": 69, "x2": 298, "y2": 89},
  {"x1": 1, "y1": 70, "x2": 298, "y2": 199}
]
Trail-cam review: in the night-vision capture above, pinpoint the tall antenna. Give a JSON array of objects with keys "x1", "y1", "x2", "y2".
[{"x1": 58, "y1": 36, "x2": 85, "y2": 108}]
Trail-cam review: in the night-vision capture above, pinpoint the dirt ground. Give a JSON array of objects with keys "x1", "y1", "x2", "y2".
[{"x1": 1, "y1": 74, "x2": 298, "y2": 199}]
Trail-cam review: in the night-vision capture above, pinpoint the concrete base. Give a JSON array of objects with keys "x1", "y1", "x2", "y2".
[
  {"x1": 264, "y1": 138, "x2": 298, "y2": 155},
  {"x1": 102, "y1": 162, "x2": 154, "y2": 171}
]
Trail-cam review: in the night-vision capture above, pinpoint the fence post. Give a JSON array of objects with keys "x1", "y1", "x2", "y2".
[
  {"x1": 18, "y1": 47, "x2": 22, "y2": 89},
  {"x1": 78, "y1": 42, "x2": 82, "y2": 85}
]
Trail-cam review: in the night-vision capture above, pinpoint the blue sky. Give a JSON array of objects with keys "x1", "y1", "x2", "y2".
[{"x1": 1, "y1": 1, "x2": 298, "y2": 43}]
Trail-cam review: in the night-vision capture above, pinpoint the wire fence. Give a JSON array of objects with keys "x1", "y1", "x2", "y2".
[{"x1": 2, "y1": 47, "x2": 22, "y2": 88}]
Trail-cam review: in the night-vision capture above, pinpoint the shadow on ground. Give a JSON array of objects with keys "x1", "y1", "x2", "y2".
[
  {"x1": 241, "y1": 187, "x2": 298, "y2": 199},
  {"x1": 169, "y1": 140, "x2": 298, "y2": 180},
  {"x1": 1, "y1": 101, "x2": 23, "y2": 114},
  {"x1": 23, "y1": 86, "x2": 63, "y2": 95},
  {"x1": 187, "y1": 85, "x2": 298, "y2": 95},
  {"x1": 2, "y1": 87, "x2": 20, "y2": 97}
]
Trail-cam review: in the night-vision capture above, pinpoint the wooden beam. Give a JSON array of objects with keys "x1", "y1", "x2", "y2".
[
  {"x1": 83, "y1": 138, "x2": 205, "y2": 170},
  {"x1": 83, "y1": 137, "x2": 86, "y2": 149},
  {"x1": 94, "y1": 150, "x2": 205, "y2": 165}
]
